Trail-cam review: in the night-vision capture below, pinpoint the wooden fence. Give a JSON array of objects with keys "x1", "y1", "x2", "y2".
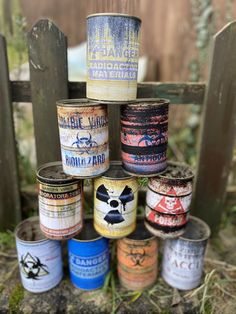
[{"x1": 0, "y1": 19, "x2": 236, "y2": 234}]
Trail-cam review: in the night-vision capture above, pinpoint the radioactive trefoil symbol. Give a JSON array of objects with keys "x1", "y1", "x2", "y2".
[
  {"x1": 20, "y1": 252, "x2": 49, "y2": 280},
  {"x1": 96, "y1": 184, "x2": 134, "y2": 225}
]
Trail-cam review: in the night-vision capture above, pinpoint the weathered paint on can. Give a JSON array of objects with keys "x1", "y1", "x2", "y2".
[
  {"x1": 37, "y1": 161, "x2": 83, "y2": 240},
  {"x1": 145, "y1": 161, "x2": 194, "y2": 238},
  {"x1": 57, "y1": 99, "x2": 109, "y2": 178},
  {"x1": 87, "y1": 13, "x2": 141, "y2": 101},
  {"x1": 68, "y1": 218, "x2": 109, "y2": 290},
  {"x1": 15, "y1": 217, "x2": 63, "y2": 293},
  {"x1": 117, "y1": 220, "x2": 158, "y2": 290},
  {"x1": 121, "y1": 99, "x2": 169, "y2": 176},
  {"x1": 94, "y1": 162, "x2": 138, "y2": 238},
  {"x1": 161, "y1": 216, "x2": 211, "y2": 290}
]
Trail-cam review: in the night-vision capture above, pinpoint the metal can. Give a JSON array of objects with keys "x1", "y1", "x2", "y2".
[
  {"x1": 87, "y1": 13, "x2": 141, "y2": 101},
  {"x1": 121, "y1": 99, "x2": 169, "y2": 176},
  {"x1": 161, "y1": 216, "x2": 211, "y2": 290},
  {"x1": 94, "y1": 161, "x2": 138, "y2": 238},
  {"x1": 57, "y1": 99, "x2": 109, "y2": 178},
  {"x1": 36, "y1": 161, "x2": 83, "y2": 240},
  {"x1": 15, "y1": 216, "x2": 63, "y2": 293},
  {"x1": 117, "y1": 219, "x2": 158, "y2": 290},
  {"x1": 68, "y1": 218, "x2": 109, "y2": 290},
  {"x1": 145, "y1": 161, "x2": 194, "y2": 238}
]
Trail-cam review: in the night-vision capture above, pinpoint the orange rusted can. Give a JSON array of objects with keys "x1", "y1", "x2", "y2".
[{"x1": 117, "y1": 220, "x2": 158, "y2": 290}]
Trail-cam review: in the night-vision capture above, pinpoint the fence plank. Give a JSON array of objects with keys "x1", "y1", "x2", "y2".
[
  {"x1": 11, "y1": 80, "x2": 205, "y2": 104},
  {"x1": 192, "y1": 21, "x2": 236, "y2": 234},
  {"x1": 28, "y1": 19, "x2": 68, "y2": 166},
  {"x1": 0, "y1": 35, "x2": 21, "y2": 230}
]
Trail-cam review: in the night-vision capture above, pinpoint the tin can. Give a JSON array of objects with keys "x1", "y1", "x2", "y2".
[
  {"x1": 121, "y1": 99, "x2": 169, "y2": 176},
  {"x1": 36, "y1": 161, "x2": 83, "y2": 240},
  {"x1": 145, "y1": 161, "x2": 194, "y2": 238},
  {"x1": 161, "y1": 216, "x2": 211, "y2": 290},
  {"x1": 68, "y1": 218, "x2": 109, "y2": 290},
  {"x1": 57, "y1": 99, "x2": 109, "y2": 178},
  {"x1": 94, "y1": 161, "x2": 138, "y2": 238},
  {"x1": 87, "y1": 13, "x2": 141, "y2": 101},
  {"x1": 117, "y1": 219, "x2": 158, "y2": 290},
  {"x1": 15, "y1": 217, "x2": 63, "y2": 293}
]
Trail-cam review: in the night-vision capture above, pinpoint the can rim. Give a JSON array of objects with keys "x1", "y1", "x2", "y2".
[
  {"x1": 56, "y1": 98, "x2": 106, "y2": 107},
  {"x1": 124, "y1": 218, "x2": 156, "y2": 242},
  {"x1": 154, "y1": 161, "x2": 194, "y2": 181},
  {"x1": 15, "y1": 216, "x2": 48, "y2": 244},
  {"x1": 36, "y1": 161, "x2": 79, "y2": 184},
  {"x1": 92, "y1": 98, "x2": 170, "y2": 106},
  {"x1": 179, "y1": 215, "x2": 211, "y2": 242},
  {"x1": 86, "y1": 13, "x2": 141, "y2": 23},
  {"x1": 99, "y1": 161, "x2": 134, "y2": 180},
  {"x1": 71, "y1": 218, "x2": 103, "y2": 242}
]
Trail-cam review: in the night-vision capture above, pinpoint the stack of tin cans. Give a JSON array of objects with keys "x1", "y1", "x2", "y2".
[{"x1": 15, "y1": 13, "x2": 210, "y2": 294}]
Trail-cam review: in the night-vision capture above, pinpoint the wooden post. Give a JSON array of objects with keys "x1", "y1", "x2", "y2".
[
  {"x1": 28, "y1": 19, "x2": 68, "y2": 166},
  {"x1": 0, "y1": 35, "x2": 21, "y2": 230},
  {"x1": 192, "y1": 21, "x2": 236, "y2": 234}
]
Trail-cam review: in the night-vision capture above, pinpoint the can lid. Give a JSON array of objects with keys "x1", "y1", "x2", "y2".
[
  {"x1": 100, "y1": 161, "x2": 134, "y2": 180},
  {"x1": 126, "y1": 219, "x2": 156, "y2": 241},
  {"x1": 15, "y1": 216, "x2": 48, "y2": 243},
  {"x1": 71, "y1": 218, "x2": 103, "y2": 242},
  {"x1": 36, "y1": 161, "x2": 79, "y2": 184},
  {"x1": 155, "y1": 161, "x2": 194, "y2": 181},
  {"x1": 86, "y1": 13, "x2": 142, "y2": 23},
  {"x1": 95, "y1": 98, "x2": 170, "y2": 106},
  {"x1": 180, "y1": 216, "x2": 211, "y2": 242},
  {"x1": 56, "y1": 98, "x2": 106, "y2": 108}
]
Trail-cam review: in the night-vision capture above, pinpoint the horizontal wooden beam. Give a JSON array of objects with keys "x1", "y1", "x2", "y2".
[{"x1": 11, "y1": 81, "x2": 205, "y2": 104}]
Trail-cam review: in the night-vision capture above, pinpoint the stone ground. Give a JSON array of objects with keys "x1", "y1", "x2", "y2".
[{"x1": 1, "y1": 217, "x2": 236, "y2": 314}]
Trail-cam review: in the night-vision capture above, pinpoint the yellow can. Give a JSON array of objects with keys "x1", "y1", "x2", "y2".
[{"x1": 94, "y1": 162, "x2": 138, "y2": 238}]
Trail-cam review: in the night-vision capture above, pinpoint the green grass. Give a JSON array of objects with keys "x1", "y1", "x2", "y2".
[
  {"x1": 8, "y1": 284, "x2": 24, "y2": 313},
  {"x1": 0, "y1": 231, "x2": 15, "y2": 250}
]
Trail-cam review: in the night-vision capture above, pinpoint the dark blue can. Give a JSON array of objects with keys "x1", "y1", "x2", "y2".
[{"x1": 68, "y1": 218, "x2": 109, "y2": 290}]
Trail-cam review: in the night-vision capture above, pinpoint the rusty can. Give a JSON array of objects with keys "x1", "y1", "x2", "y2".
[
  {"x1": 15, "y1": 217, "x2": 63, "y2": 293},
  {"x1": 87, "y1": 13, "x2": 141, "y2": 101},
  {"x1": 145, "y1": 161, "x2": 194, "y2": 238},
  {"x1": 57, "y1": 99, "x2": 109, "y2": 178},
  {"x1": 117, "y1": 219, "x2": 158, "y2": 290},
  {"x1": 68, "y1": 218, "x2": 109, "y2": 290},
  {"x1": 161, "y1": 216, "x2": 211, "y2": 290},
  {"x1": 94, "y1": 161, "x2": 138, "y2": 238},
  {"x1": 121, "y1": 99, "x2": 169, "y2": 176},
  {"x1": 36, "y1": 161, "x2": 83, "y2": 240}
]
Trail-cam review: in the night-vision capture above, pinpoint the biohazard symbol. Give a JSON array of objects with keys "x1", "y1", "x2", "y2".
[
  {"x1": 127, "y1": 249, "x2": 147, "y2": 266},
  {"x1": 20, "y1": 253, "x2": 49, "y2": 280}
]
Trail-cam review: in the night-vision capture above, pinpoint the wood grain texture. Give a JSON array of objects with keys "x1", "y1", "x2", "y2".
[
  {"x1": 192, "y1": 21, "x2": 236, "y2": 233},
  {"x1": 11, "y1": 80, "x2": 205, "y2": 104},
  {"x1": 0, "y1": 35, "x2": 21, "y2": 230},
  {"x1": 28, "y1": 19, "x2": 68, "y2": 166}
]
